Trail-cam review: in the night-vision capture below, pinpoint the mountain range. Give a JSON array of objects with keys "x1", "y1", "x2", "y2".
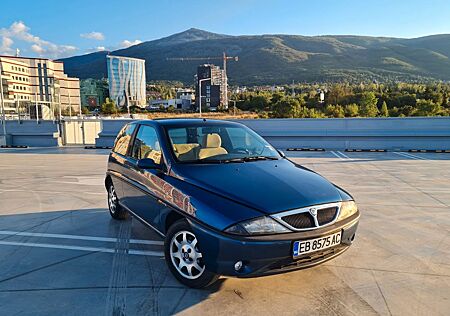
[{"x1": 59, "y1": 28, "x2": 450, "y2": 85}]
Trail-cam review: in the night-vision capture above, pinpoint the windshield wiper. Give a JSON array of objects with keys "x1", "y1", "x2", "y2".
[
  {"x1": 199, "y1": 158, "x2": 245, "y2": 164},
  {"x1": 199, "y1": 156, "x2": 278, "y2": 164},
  {"x1": 242, "y1": 156, "x2": 279, "y2": 161}
]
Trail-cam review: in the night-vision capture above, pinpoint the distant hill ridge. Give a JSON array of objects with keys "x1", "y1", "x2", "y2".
[{"x1": 59, "y1": 28, "x2": 450, "y2": 84}]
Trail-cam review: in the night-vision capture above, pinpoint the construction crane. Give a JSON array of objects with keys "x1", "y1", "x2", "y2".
[{"x1": 167, "y1": 52, "x2": 238, "y2": 107}]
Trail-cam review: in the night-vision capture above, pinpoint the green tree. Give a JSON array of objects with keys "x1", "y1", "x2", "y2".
[
  {"x1": 344, "y1": 104, "x2": 359, "y2": 117},
  {"x1": 61, "y1": 106, "x2": 75, "y2": 116},
  {"x1": 270, "y1": 97, "x2": 302, "y2": 118},
  {"x1": 307, "y1": 108, "x2": 324, "y2": 118},
  {"x1": 380, "y1": 101, "x2": 389, "y2": 117},
  {"x1": 270, "y1": 92, "x2": 285, "y2": 104},
  {"x1": 325, "y1": 105, "x2": 345, "y2": 118},
  {"x1": 359, "y1": 92, "x2": 379, "y2": 117},
  {"x1": 101, "y1": 98, "x2": 118, "y2": 115},
  {"x1": 399, "y1": 105, "x2": 416, "y2": 116},
  {"x1": 414, "y1": 99, "x2": 441, "y2": 116},
  {"x1": 81, "y1": 106, "x2": 90, "y2": 115}
]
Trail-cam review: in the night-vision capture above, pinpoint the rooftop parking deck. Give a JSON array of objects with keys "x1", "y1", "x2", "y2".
[{"x1": 0, "y1": 148, "x2": 449, "y2": 315}]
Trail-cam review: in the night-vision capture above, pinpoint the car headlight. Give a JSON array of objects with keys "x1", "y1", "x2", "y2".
[
  {"x1": 337, "y1": 201, "x2": 358, "y2": 221},
  {"x1": 224, "y1": 216, "x2": 291, "y2": 235}
]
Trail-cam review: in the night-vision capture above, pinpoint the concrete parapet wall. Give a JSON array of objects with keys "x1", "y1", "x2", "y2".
[
  {"x1": 239, "y1": 117, "x2": 450, "y2": 150},
  {"x1": 95, "y1": 117, "x2": 450, "y2": 150},
  {"x1": 2, "y1": 117, "x2": 449, "y2": 150},
  {"x1": 2, "y1": 120, "x2": 60, "y2": 147},
  {"x1": 95, "y1": 119, "x2": 133, "y2": 147}
]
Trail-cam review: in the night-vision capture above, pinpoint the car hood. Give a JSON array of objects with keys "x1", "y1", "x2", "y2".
[{"x1": 172, "y1": 159, "x2": 345, "y2": 214}]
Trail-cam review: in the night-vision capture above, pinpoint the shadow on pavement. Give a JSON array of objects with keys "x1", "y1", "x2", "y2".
[{"x1": 0, "y1": 209, "x2": 225, "y2": 315}]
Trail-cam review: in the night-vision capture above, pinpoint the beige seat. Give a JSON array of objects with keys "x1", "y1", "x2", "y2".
[
  {"x1": 198, "y1": 133, "x2": 228, "y2": 160},
  {"x1": 173, "y1": 143, "x2": 200, "y2": 161}
]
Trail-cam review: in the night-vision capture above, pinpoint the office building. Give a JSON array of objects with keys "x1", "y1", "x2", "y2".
[
  {"x1": 80, "y1": 78, "x2": 109, "y2": 107},
  {"x1": 107, "y1": 55, "x2": 146, "y2": 108},
  {"x1": 0, "y1": 55, "x2": 80, "y2": 116},
  {"x1": 195, "y1": 64, "x2": 227, "y2": 110},
  {"x1": 176, "y1": 88, "x2": 195, "y2": 109}
]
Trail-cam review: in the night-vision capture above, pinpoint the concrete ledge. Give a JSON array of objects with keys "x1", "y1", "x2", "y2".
[
  {"x1": 4, "y1": 121, "x2": 61, "y2": 147},
  {"x1": 95, "y1": 117, "x2": 450, "y2": 151}
]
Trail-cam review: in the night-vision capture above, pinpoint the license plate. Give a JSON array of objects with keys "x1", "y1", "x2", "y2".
[{"x1": 293, "y1": 231, "x2": 341, "y2": 257}]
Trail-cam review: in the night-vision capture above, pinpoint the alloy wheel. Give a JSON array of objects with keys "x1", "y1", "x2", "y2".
[
  {"x1": 169, "y1": 230, "x2": 205, "y2": 279},
  {"x1": 108, "y1": 185, "x2": 117, "y2": 214}
]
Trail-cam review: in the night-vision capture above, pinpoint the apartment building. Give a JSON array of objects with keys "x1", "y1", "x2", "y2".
[
  {"x1": 195, "y1": 64, "x2": 227, "y2": 110},
  {"x1": 0, "y1": 55, "x2": 80, "y2": 115}
]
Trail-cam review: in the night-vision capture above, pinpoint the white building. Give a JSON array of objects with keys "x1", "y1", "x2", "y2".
[{"x1": 107, "y1": 55, "x2": 146, "y2": 108}]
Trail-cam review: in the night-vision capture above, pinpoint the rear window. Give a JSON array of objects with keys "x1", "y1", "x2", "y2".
[{"x1": 113, "y1": 124, "x2": 136, "y2": 155}]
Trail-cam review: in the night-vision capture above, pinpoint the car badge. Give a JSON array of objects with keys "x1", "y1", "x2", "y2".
[{"x1": 309, "y1": 208, "x2": 318, "y2": 217}]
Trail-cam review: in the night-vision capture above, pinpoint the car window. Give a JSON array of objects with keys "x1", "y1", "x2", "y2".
[
  {"x1": 227, "y1": 127, "x2": 250, "y2": 148},
  {"x1": 168, "y1": 128, "x2": 188, "y2": 144},
  {"x1": 113, "y1": 123, "x2": 136, "y2": 156},
  {"x1": 166, "y1": 125, "x2": 279, "y2": 162},
  {"x1": 131, "y1": 125, "x2": 162, "y2": 164}
]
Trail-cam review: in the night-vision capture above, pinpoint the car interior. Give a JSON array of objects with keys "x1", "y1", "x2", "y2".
[{"x1": 173, "y1": 133, "x2": 228, "y2": 161}]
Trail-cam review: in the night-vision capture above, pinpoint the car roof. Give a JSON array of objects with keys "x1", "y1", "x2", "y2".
[{"x1": 138, "y1": 118, "x2": 244, "y2": 128}]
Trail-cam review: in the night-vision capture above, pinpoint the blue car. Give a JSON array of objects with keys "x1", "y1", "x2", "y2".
[{"x1": 105, "y1": 119, "x2": 360, "y2": 288}]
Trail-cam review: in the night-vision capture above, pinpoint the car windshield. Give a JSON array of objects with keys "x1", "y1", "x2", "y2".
[{"x1": 166, "y1": 124, "x2": 280, "y2": 163}]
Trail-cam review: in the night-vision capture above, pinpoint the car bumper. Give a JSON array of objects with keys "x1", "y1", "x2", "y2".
[{"x1": 190, "y1": 211, "x2": 359, "y2": 277}]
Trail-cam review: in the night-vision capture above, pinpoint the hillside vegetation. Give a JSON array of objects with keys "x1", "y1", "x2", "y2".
[{"x1": 60, "y1": 29, "x2": 450, "y2": 85}]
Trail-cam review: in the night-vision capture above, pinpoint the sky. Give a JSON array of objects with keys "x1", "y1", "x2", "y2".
[{"x1": 1, "y1": 0, "x2": 449, "y2": 59}]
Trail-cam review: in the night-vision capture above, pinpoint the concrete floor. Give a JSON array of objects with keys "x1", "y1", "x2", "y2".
[{"x1": 0, "y1": 148, "x2": 449, "y2": 315}]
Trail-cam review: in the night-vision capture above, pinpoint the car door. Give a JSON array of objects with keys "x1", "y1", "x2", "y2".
[
  {"x1": 108, "y1": 123, "x2": 138, "y2": 200},
  {"x1": 121, "y1": 124, "x2": 164, "y2": 226}
]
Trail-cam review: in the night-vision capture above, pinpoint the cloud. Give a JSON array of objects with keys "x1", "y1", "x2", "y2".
[
  {"x1": 31, "y1": 44, "x2": 44, "y2": 54},
  {"x1": 0, "y1": 21, "x2": 77, "y2": 58},
  {"x1": 84, "y1": 39, "x2": 144, "y2": 55},
  {"x1": 0, "y1": 36, "x2": 14, "y2": 54},
  {"x1": 120, "y1": 39, "x2": 142, "y2": 48},
  {"x1": 80, "y1": 31, "x2": 105, "y2": 41}
]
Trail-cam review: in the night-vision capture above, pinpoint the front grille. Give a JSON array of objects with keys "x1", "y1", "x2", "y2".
[
  {"x1": 278, "y1": 204, "x2": 340, "y2": 230},
  {"x1": 317, "y1": 207, "x2": 338, "y2": 225},
  {"x1": 282, "y1": 212, "x2": 314, "y2": 229}
]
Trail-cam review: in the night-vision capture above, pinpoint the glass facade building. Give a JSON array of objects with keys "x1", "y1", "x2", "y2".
[{"x1": 107, "y1": 55, "x2": 146, "y2": 108}]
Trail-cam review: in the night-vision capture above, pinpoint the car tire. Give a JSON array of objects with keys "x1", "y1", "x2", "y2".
[
  {"x1": 165, "y1": 219, "x2": 219, "y2": 288},
  {"x1": 107, "y1": 182, "x2": 127, "y2": 220}
]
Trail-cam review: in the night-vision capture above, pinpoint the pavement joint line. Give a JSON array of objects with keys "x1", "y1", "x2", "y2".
[
  {"x1": 0, "y1": 230, "x2": 164, "y2": 246},
  {"x1": 403, "y1": 152, "x2": 430, "y2": 160},
  {"x1": 325, "y1": 264, "x2": 450, "y2": 278},
  {"x1": 0, "y1": 251, "x2": 97, "y2": 284},
  {"x1": 0, "y1": 285, "x2": 187, "y2": 292},
  {"x1": 393, "y1": 152, "x2": 427, "y2": 160},
  {"x1": 346, "y1": 154, "x2": 449, "y2": 208},
  {"x1": 0, "y1": 240, "x2": 164, "y2": 257},
  {"x1": 0, "y1": 212, "x2": 75, "y2": 242},
  {"x1": 401, "y1": 152, "x2": 428, "y2": 160},
  {"x1": 330, "y1": 151, "x2": 345, "y2": 160},
  {"x1": 371, "y1": 270, "x2": 393, "y2": 316},
  {"x1": 0, "y1": 189, "x2": 104, "y2": 195},
  {"x1": 337, "y1": 151, "x2": 352, "y2": 160}
]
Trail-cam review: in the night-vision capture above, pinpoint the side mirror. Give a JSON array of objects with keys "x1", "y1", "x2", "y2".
[
  {"x1": 137, "y1": 158, "x2": 160, "y2": 170},
  {"x1": 277, "y1": 150, "x2": 285, "y2": 158}
]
